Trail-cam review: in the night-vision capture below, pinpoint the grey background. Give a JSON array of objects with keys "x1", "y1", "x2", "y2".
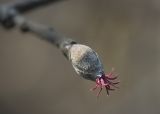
[{"x1": 0, "y1": 0, "x2": 160, "y2": 114}]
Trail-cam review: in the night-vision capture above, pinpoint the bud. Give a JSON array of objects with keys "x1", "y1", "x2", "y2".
[{"x1": 69, "y1": 44, "x2": 119, "y2": 97}]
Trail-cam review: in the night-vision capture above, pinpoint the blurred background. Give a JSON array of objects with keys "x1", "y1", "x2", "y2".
[{"x1": 0, "y1": 0, "x2": 160, "y2": 114}]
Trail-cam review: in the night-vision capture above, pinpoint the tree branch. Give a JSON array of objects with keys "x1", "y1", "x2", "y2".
[
  {"x1": 0, "y1": 0, "x2": 119, "y2": 97},
  {"x1": 0, "y1": 0, "x2": 76, "y2": 59}
]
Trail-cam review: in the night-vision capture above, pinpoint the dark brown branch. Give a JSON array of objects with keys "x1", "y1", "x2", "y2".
[
  {"x1": 0, "y1": 0, "x2": 76, "y2": 59},
  {"x1": 0, "y1": 0, "x2": 120, "y2": 96}
]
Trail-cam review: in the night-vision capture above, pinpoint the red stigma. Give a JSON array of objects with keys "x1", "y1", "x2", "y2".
[{"x1": 90, "y1": 68, "x2": 119, "y2": 97}]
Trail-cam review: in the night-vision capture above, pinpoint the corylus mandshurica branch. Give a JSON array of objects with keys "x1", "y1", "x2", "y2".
[{"x1": 0, "y1": 0, "x2": 119, "y2": 97}]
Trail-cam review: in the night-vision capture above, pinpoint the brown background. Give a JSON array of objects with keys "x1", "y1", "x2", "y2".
[{"x1": 0, "y1": 0, "x2": 160, "y2": 114}]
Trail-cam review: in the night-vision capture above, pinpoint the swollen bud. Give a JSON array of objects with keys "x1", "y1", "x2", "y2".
[{"x1": 68, "y1": 44, "x2": 119, "y2": 97}]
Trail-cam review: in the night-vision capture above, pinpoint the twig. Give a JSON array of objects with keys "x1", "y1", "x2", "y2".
[{"x1": 0, "y1": 0, "x2": 119, "y2": 97}]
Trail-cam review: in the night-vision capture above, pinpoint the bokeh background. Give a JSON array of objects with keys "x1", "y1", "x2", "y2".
[{"x1": 0, "y1": 0, "x2": 160, "y2": 114}]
